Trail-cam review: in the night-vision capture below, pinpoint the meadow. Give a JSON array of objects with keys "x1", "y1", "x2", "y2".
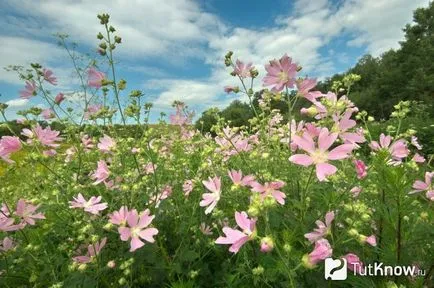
[{"x1": 0, "y1": 12, "x2": 433, "y2": 288}]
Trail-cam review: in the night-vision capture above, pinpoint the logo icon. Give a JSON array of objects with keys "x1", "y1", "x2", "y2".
[{"x1": 325, "y1": 258, "x2": 347, "y2": 280}]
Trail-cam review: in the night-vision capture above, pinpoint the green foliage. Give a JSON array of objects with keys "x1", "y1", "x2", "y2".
[{"x1": 195, "y1": 100, "x2": 253, "y2": 134}]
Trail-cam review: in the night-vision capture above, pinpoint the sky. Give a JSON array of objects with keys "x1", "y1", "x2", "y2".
[{"x1": 0, "y1": 0, "x2": 430, "y2": 122}]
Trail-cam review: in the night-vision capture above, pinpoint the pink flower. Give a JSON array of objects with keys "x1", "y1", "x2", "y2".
[
  {"x1": 333, "y1": 111, "x2": 366, "y2": 145},
  {"x1": 91, "y1": 160, "x2": 110, "y2": 185},
  {"x1": 280, "y1": 119, "x2": 305, "y2": 151},
  {"x1": 0, "y1": 218, "x2": 23, "y2": 232},
  {"x1": 200, "y1": 222, "x2": 213, "y2": 236},
  {"x1": 183, "y1": 180, "x2": 194, "y2": 197},
  {"x1": 118, "y1": 209, "x2": 158, "y2": 252},
  {"x1": 22, "y1": 124, "x2": 62, "y2": 148},
  {"x1": 289, "y1": 128, "x2": 354, "y2": 181},
  {"x1": 215, "y1": 211, "x2": 256, "y2": 253},
  {"x1": 69, "y1": 193, "x2": 108, "y2": 215},
  {"x1": 263, "y1": 54, "x2": 298, "y2": 92},
  {"x1": 149, "y1": 185, "x2": 172, "y2": 208},
  {"x1": 41, "y1": 108, "x2": 55, "y2": 120},
  {"x1": 109, "y1": 206, "x2": 130, "y2": 226},
  {"x1": 260, "y1": 237, "x2": 274, "y2": 253},
  {"x1": 296, "y1": 78, "x2": 317, "y2": 98},
  {"x1": 224, "y1": 86, "x2": 239, "y2": 93},
  {"x1": 73, "y1": 238, "x2": 107, "y2": 263},
  {"x1": 143, "y1": 162, "x2": 157, "y2": 174},
  {"x1": 15, "y1": 199, "x2": 45, "y2": 226},
  {"x1": 250, "y1": 180, "x2": 286, "y2": 205},
  {"x1": 412, "y1": 153, "x2": 425, "y2": 163},
  {"x1": 409, "y1": 172, "x2": 434, "y2": 201},
  {"x1": 97, "y1": 134, "x2": 116, "y2": 153},
  {"x1": 0, "y1": 136, "x2": 21, "y2": 163},
  {"x1": 353, "y1": 159, "x2": 367, "y2": 179},
  {"x1": 84, "y1": 104, "x2": 103, "y2": 120},
  {"x1": 54, "y1": 93, "x2": 65, "y2": 105},
  {"x1": 65, "y1": 147, "x2": 76, "y2": 163},
  {"x1": 228, "y1": 170, "x2": 255, "y2": 187},
  {"x1": 365, "y1": 235, "x2": 377, "y2": 247},
  {"x1": 34, "y1": 125, "x2": 62, "y2": 147},
  {"x1": 42, "y1": 68, "x2": 57, "y2": 85},
  {"x1": 305, "y1": 239, "x2": 332, "y2": 267},
  {"x1": 369, "y1": 134, "x2": 409, "y2": 160},
  {"x1": 411, "y1": 136, "x2": 422, "y2": 150},
  {"x1": 81, "y1": 134, "x2": 94, "y2": 151},
  {"x1": 0, "y1": 237, "x2": 15, "y2": 252},
  {"x1": 19, "y1": 80, "x2": 37, "y2": 99},
  {"x1": 88, "y1": 67, "x2": 105, "y2": 89},
  {"x1": 304, "y1": 211, "x2": 335, "y2": 243},
  {"x1": 43, "y1": 149, "x2": 57, "y2": 157},
  {"x1": 233, "y1": 59, "x2": 253, "y2": 78},
  {"x1": 200, "y1": 176, "x2": 221, "y2": 214},
  {"x1": 350, "y1": 186, "x2": 362, "y2": 198},
  {"x1": 343, "y1": 253, "x2": 364, "y2": 274}
]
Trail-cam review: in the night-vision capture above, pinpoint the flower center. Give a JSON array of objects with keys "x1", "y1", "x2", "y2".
[
  {"x1": 131, "y1": 227, "x2": 141, "y2": 238},
  {"x1": 278, "y1": 71, "x2": 288, "y2": 82},
  {"x1": 311, "y1": 149, "x2": 328, "y2": 164}
]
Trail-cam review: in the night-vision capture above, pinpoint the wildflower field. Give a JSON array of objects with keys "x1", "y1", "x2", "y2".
[{"x1": 1, "y1": 9, "x2": 433, "y2": 288}]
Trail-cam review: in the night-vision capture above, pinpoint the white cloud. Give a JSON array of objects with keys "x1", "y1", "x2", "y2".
[
  {"x1": 5, "y1": 98, "x2": 28, "y2": 107},
  {"x1": 2, "y1": 0, "x2": 224, "y2": 60},
  {"x1": 335, "y1": 0, "x2": 430, "y2": 55},
  {"x1": 0, "y1": 0, "x2": 431, "y2": 119},
  {"x1": 0, "y1": 36, "x2": 65, "y2": 85}
]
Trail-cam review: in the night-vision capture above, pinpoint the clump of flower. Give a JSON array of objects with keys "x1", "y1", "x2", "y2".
[
  {"x1": 303, "y1": 239, "x2": 333, "y2": 268},
  {"x1": 69, "y1": 193, "x2": 108, "y2": 215},
  {"x1": 250, "y1": 180, "x2": 286, "y2": 205},
  {"x1": 117, "y1": 209, "x2": 158, "y2": 252},
  {"x1": 0, "y1": 136, "x2": 22, "y2": 163},
  {"x1": 289, "y1": 128, "x2": 354, "y2": 181},
  {"x1": 304, "y1": 211, "x2": 334, "y2": 243},
  {"x1": 263, "y1": 54, "x2": 298, "y2": 92},
  {"x1": 91, "y1": 160, "x2": 110, "y2": 185},
  {"x1": 215, "y1": 211, "x2": 256, "y2": 253},
  {"x1": 409, "y1": 172, "x2": 434, "y2": 201},
  {"x1": 97, "y1": 134, "x2": 116, "y2": 153},
  {"x1": 15, "y1": 199, "x2": 45, "y2": 226},
  {"x1": 42, "y1": 68, "x2": 57, "y2": 85},
  {"x1": 73, "y1": 238, "x2": 107, "y2": 263},
  {"x1": 20, "y1": 80, "x2": 37, "y2": 99},
  {"x1": 87, "y1": 67, "x2": 106, "y2": 89},
  {"x1": 369, "y1": 134, "x2": 409, "y2": 160},
  {"x1": 200, "y1": 176, "x2": 221, "y2": 214}
]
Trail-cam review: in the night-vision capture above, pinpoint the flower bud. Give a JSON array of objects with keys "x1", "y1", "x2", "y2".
[
  {"x1": 283, "y1": 243, "x2": 292, "y2": 253},
  {"x1": 78, "y1": 264, "x2": 87, "y2": 271},
  {"x1": 118, "y1": 278, "x2": 127, "y2": 285},
  {"x1": 107, "y1": 260, "x2": 116, "y2": 268},
  {"x1": 252, "y1": 266, "x2": 264, "y2": 275},
  {"x1": 260, "y1": 237, "x2": 274, "y2": 253},
  {"x1": 302, "y1": 254, "x2": 314, "y2": 269}
]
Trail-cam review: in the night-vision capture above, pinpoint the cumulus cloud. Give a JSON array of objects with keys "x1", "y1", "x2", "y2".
[{"x1": 5, "y1": 98, "x2": 28, "y2": 107}]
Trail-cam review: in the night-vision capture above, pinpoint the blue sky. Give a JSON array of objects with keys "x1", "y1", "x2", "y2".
[{"x1": 0, "y1": 0, "x2": 430, "y2": 122}]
